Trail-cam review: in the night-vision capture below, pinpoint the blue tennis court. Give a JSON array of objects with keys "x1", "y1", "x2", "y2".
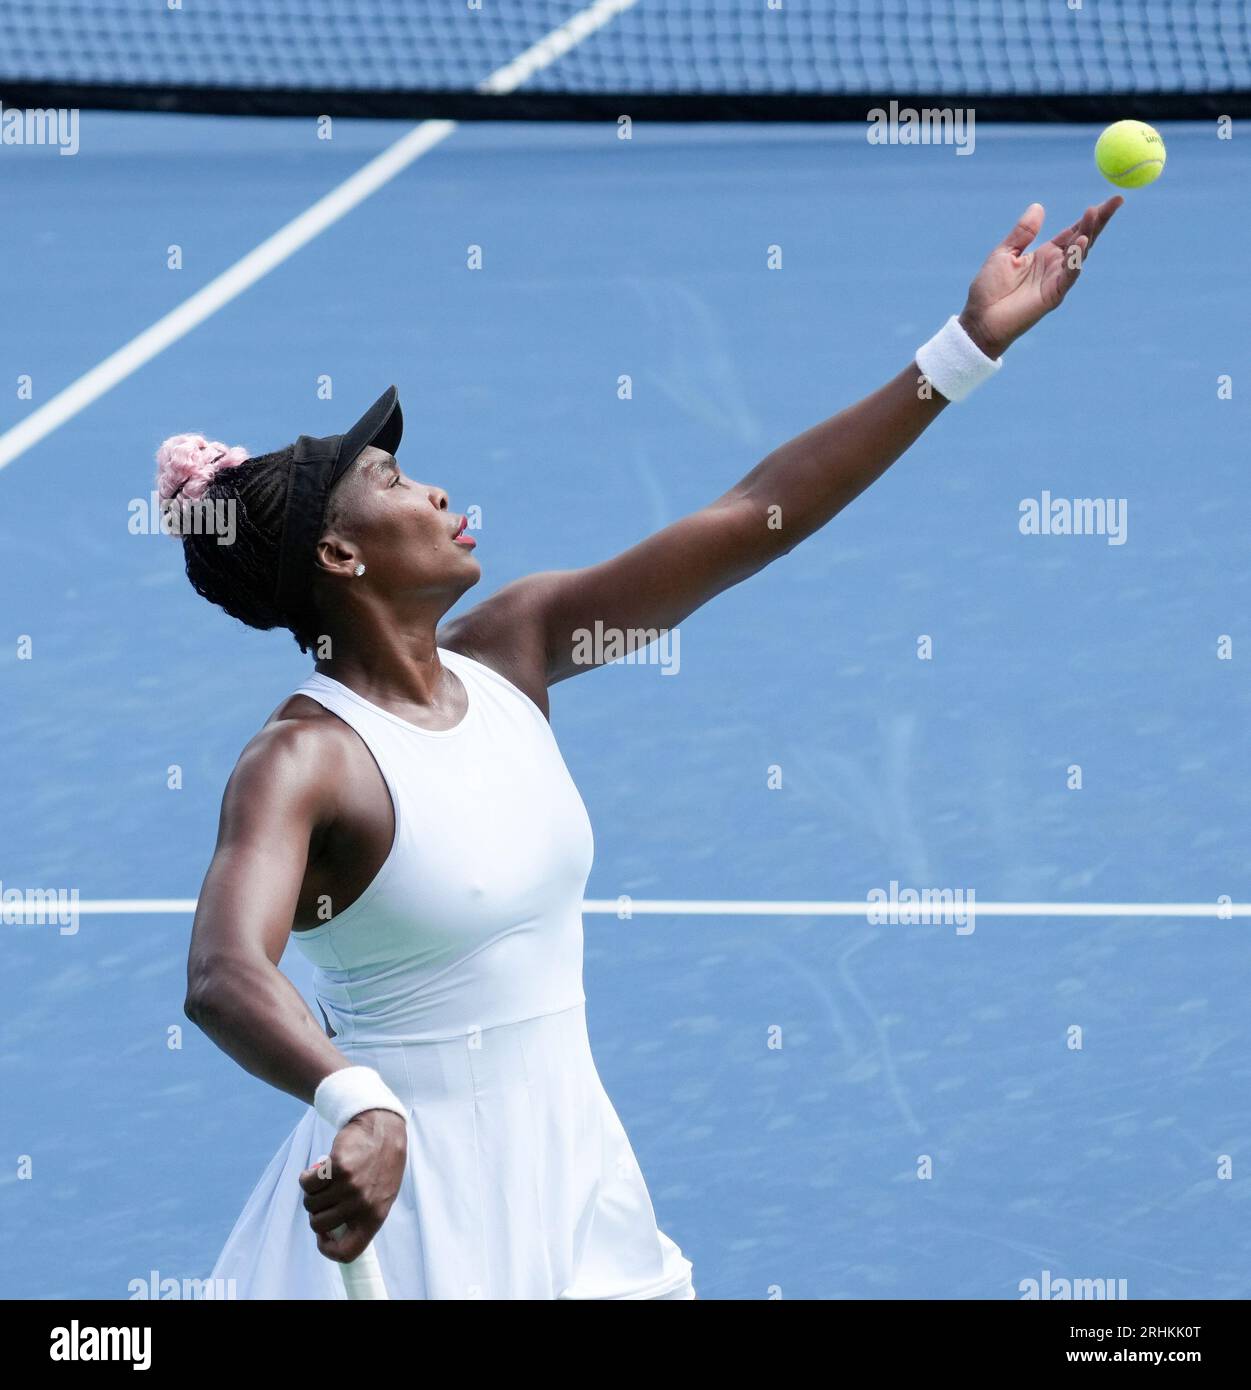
[{"x1": 2, "y1": 4, "x2": 1249, "y2": 1302}]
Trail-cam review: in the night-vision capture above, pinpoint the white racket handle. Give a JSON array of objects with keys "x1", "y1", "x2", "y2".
[{"x1": 332, "y1": 1226, "x2": 389, "y2": 1300}]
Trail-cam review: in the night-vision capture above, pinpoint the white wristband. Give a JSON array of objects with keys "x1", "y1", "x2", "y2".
[
  {"x1": 313, "y1": 1065, "x2": 407, "y2": 1132},
  {"x1": 915, "y1": 314, "x2": 1002, "y2": 403}
]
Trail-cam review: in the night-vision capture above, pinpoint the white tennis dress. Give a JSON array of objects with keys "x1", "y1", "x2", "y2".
[{"x1": 211, "y1": 648, "x2": 695, "y2": 1300}]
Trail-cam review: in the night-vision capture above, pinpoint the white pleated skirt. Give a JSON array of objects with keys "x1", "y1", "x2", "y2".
[{"x1": 211, "y1": 1004, "x2": 695, "y2": 1300}]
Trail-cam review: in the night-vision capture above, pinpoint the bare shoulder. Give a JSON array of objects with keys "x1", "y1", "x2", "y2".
[
  {"x1": 438, "y1": 575, "x2": 556, "y2": 719},
  {"x1": 219, "y1": 695, "x2": 360, "y2": 825}
]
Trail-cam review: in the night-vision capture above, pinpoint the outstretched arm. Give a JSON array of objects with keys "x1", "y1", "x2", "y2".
[{"x1": 455, "y1": 199, "x2": 1121, "y2": 689}]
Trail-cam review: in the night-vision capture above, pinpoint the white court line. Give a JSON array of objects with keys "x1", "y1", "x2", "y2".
[
  {"x1": 31, "y1": 899, "x2": 1251, "y2": 918},
  {"x1": 0, "y1": 0, "x2": 641, "y2": 473}
]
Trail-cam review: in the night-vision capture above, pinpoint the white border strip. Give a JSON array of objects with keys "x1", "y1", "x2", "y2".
[
  {"x1": 0, "y1": 0, "x2": 641, "y2": 473},
  {"x1": 41, "y1": 899, "x2": 1251, "y2": 918}
]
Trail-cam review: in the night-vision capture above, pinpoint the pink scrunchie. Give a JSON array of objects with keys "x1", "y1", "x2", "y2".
[{"x1": 156, "y1": 433, "x2": 249, "y2": 501}]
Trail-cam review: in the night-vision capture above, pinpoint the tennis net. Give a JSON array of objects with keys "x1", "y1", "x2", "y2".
[{"x1": 1, "y1": 0, "x2": 1247, "y2": 121}]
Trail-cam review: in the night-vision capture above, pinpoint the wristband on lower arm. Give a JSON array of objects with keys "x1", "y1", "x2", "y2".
[
  {"x1": 313, "y1": 1065, "x2": 407, "y2": 1131},
  {"x1": 915, "y1": 314, "x2": 1003, "y2": 403}
]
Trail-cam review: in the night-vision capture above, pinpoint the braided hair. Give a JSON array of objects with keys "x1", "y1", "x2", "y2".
[{"x1": 155, "y1": 434, "x2": 319, "y2": 652}]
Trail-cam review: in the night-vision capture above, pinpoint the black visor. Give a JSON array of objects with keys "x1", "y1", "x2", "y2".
[{"x1": 274, "y1": 386, "x2": 403, "y2": 620}]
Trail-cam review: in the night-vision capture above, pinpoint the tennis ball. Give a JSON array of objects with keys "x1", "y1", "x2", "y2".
[{"x1": 1095, "y1": 120, "x2": 1166, "y2": 189}]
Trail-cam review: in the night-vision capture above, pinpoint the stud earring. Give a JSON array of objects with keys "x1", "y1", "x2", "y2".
[{"x1": 353, "y1": 563, "x2": 366, "y2": 577}]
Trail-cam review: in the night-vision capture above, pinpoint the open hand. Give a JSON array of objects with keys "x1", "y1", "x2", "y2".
[{"x1": 959, "y1": 197, "x2": 1123, "y2": 359}]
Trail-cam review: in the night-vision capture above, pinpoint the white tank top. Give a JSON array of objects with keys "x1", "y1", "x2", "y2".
[{"x1": 289, "y1": 648, "x2": 596, "y2": 1043}]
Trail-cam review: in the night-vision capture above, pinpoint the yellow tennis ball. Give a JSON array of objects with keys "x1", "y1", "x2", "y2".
[{"x1": 1095, "y1": 120, "x2": 1166, "y2": 188}]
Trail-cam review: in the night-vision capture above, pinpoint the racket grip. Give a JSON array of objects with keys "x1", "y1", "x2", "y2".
[{"x1": 332, "y1": 1226, "x2": 390, "y2": 1300}]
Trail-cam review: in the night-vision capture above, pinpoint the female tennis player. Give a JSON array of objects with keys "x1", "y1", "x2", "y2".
[{"x1": 175, "y1": 198, "x2": 1120, "y2": 1300}]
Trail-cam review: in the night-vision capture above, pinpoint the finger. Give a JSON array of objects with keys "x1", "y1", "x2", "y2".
[
  {"x1": 1084, "y1": 195, "x2": 1123, "y2": 253},
  {"x1": 1069, "y1": 234, "x2": 1090, "y2": 275},
  {"x1": 318, "y1": 1220, "x2": 370, "y2": 1264},
  {"x1": 308, "y1": 1202, "x2": 359, "y2": 1237},
  {"x1": 303, "y1": 1184, "x2": 347, "y2": 1215},
  {"x1": 1050, "y1": 235, "x2": 1090, "y2": 305},
  {"x1": 1049, "y1": 219, "x2": 1082, "y2": 250},
  {"x1": 1061, "y1": 199, "x2": 1116, "y2": 253},
  {"x1": 1002, "y1": 202, "x2": 1044, "y2": 253},
  {"x1": 298, "y1": 1156, "x2": 336, "y2": 1195},
  {"x1": 1057, "y1": 206, "x2": 1096, "y2": 248},
  {"x1": 316, "y1": 1230, "x2": 357, "y2": 1264},
  {"x1": 1051, "y1": 194, "x2": 1121, "y2": 254}
]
